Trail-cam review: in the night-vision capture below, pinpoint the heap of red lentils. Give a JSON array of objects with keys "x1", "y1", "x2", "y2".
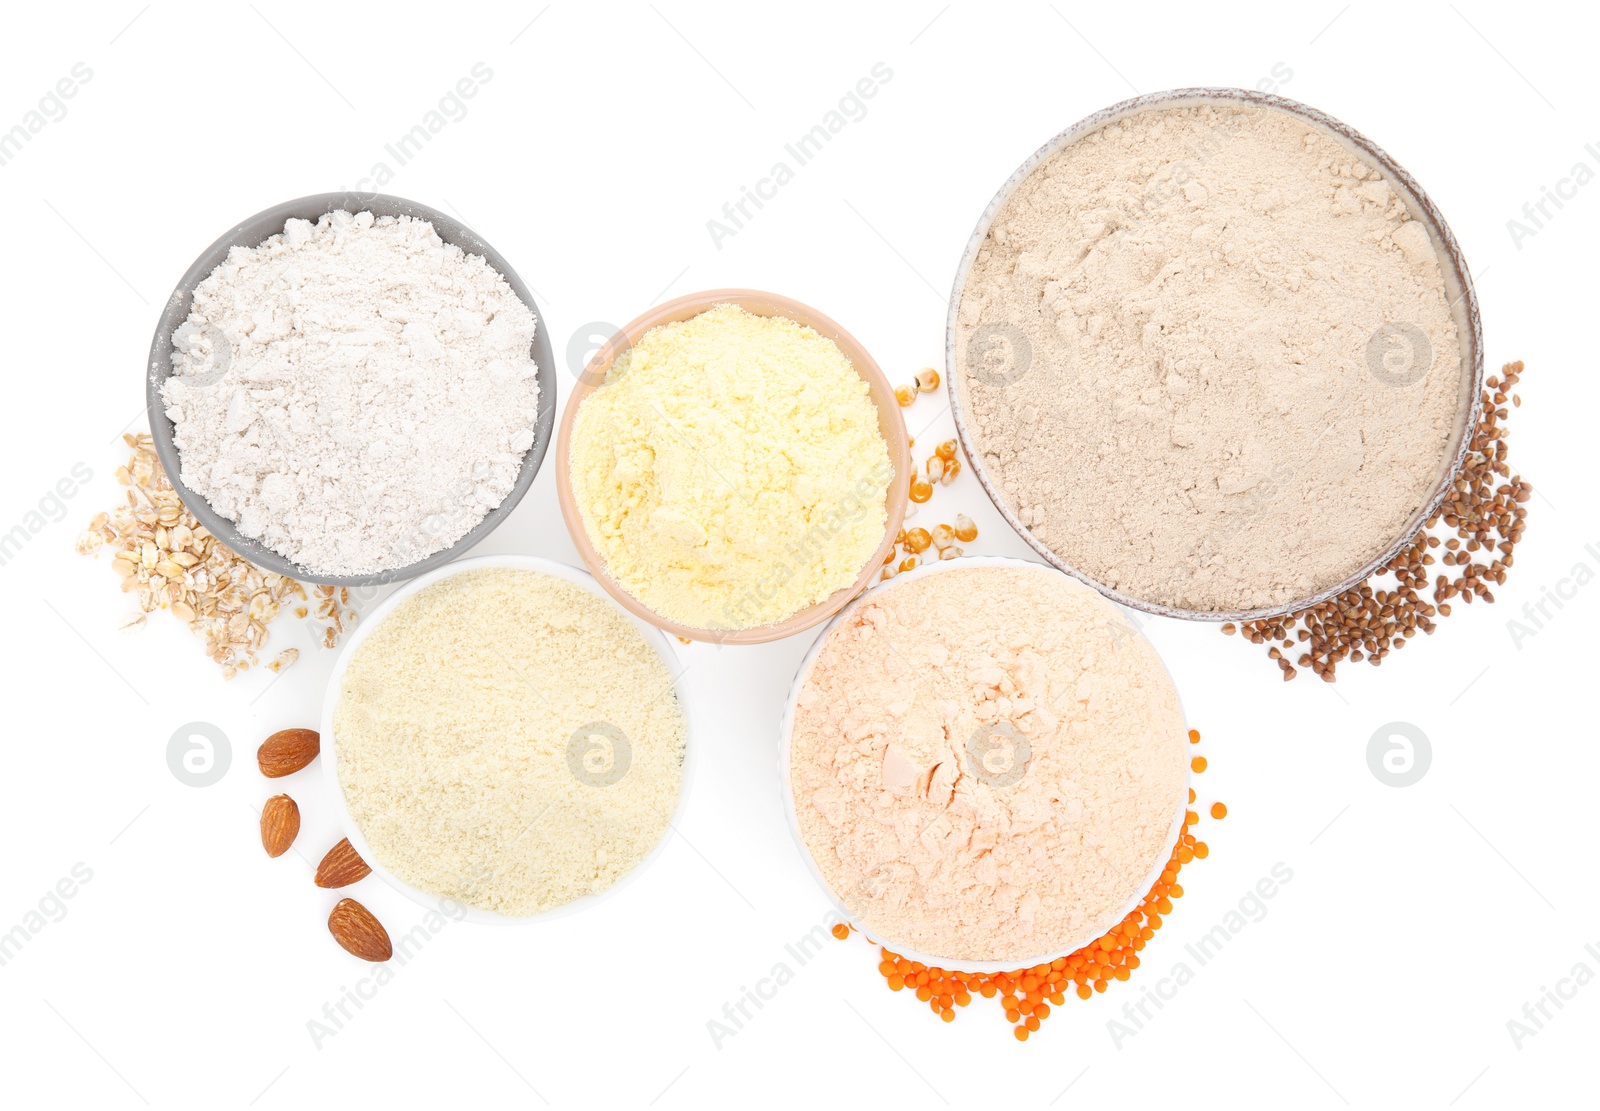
[
  {"x1": 1223, "y1": 360, "x2": 1532, "y2": 681},
  {"x1": 833, "y1": 728, "x2": 1224, "y2": 1041}
]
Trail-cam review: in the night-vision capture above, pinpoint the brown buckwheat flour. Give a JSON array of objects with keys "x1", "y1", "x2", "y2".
[
  {"x1": 788, "y1": 564, "x2": 1187, "y2": 963},
  {"x1": 955, "y1": 102, "x2": 1464, "y2": 612}
]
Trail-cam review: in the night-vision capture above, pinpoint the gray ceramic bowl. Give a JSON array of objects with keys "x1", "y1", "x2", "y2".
[
  {"x1": 946, "y1": 88, "x2": 1484, "y2": 623},
  {"x1": 145, "y1": 192, "x2": 557, "y2": 587}
]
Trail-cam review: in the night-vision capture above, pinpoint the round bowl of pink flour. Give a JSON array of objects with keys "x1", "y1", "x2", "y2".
[
  {"x1": 147, "y1": 193, "x2": 557, "y2": 586},
  {"x1": 947, "y1": 89, "x2": 1483, "y2": 621},
  {"x1": 781, "y1": 557, "x2": 1189, "y2": 970}
]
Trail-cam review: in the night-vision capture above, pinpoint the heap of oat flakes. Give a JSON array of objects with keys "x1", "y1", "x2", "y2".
[{"x1": 76, "y1": 433, "x2": 356, "y2": 678}]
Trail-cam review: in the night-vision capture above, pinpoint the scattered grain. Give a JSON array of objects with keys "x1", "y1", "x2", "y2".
[
  {"x1": 78, "y1": 435, "x2": 353, "y2": 676},
  {"x1": 848, "y1": 740, "x2": 1223, "y2": 1040},
  {"x1": 1231, "y1": 361, "x2": 1530, "y2": 681}
]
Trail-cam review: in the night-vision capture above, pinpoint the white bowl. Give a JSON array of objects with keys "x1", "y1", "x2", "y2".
[
  {"x1": 319, "y1": 554, "x2": 696, "y2": 925},
  {"x1": 778, "y1": 555, "x2": 1188, "y2": 972}
]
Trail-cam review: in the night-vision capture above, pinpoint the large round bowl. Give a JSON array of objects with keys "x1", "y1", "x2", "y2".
[
  {"x1": 556, "y1": 289, "x2": 911, "y2": 645},
  {"x1": 318, "y1": 554, "x2": 697, "y2": 925},
  {"x1": 778, "y1": 555, "x2": 1189, "y2": 972},
  {"x1": 146, "y1": 192, "x2": 558, "y2": 587},
  {"x1": 946, "y1": 88, "x2": 1484, "y2": 623}
]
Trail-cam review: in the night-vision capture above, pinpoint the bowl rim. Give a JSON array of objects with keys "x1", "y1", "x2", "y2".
[
  {"x1": 317, "y1": 553, "x2": 697, "y2": 926},
  {"x1": 145, "y1": 191, "x2": 558, "y2": 588},
  {"x1": 777, "y1": 554, "x2": 1189, "y2": 973},
  {"x1": 944, "y1": 87, "x2": 1485, "y2": 623},
  {"x1": 555, "y1": 288, "x2": 911, "y2": 645}
]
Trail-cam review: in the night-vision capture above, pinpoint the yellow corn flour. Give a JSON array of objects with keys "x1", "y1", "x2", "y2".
[{"x1": 569, "y1": 304, "x2": 892, "y2": 630}]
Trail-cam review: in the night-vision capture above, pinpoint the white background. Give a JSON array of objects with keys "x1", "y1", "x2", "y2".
[{"x1": 1, "y1": 2, "x2": 1595, "y2": 1107}]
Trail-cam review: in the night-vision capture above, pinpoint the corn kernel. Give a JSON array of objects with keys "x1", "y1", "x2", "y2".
[
  {"x1": 899, "y1": 555, "x2": 921, "y2": 573},
  {"x1": 909, "y1": 477, "x2": 933, "y2": 503},
  {"x1": 953, "y1": 513, "x2": 977, "y2": 543},
  {"x1": 939, "y1": 545, "x2": 962, "y2": 561},
  {"x1": 931, "y1": 524, "x2": 955, "y2": 550},
  {"x1": 915, "y1": 367, "x2": 941, "y2": 392},
  {"x1": 926, "y1": 456, "x2": 945, "y2": 482},
  {"x1": 940, "y1": 457, "x2": 961, "y2": 485},
  {"x1": 935, "y1": 439, "x2": 957, "y2": 462},
  {"x1": 894, "y1": 384, "x2": 915, "y2": 407},
  {"x1": 904, "y1": 528, "x2": 932, "y2": 553}
]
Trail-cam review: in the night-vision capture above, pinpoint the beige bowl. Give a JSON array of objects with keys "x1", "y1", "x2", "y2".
[{"x1": 555, "y1": 289, "x2": 911, "y2": 645}]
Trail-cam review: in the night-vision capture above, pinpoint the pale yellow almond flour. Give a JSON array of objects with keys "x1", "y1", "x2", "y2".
[{"x1": 332, "y1": 567, "x2": 686, "y2": 917}]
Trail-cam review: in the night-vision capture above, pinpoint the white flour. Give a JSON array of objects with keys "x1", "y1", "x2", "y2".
[{"x1": 162, "y1": 210, "x2": 541, "y2": 576}]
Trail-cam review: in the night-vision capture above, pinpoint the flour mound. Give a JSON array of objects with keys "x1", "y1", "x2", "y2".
[
  {"x1": 789, "y1": 565, "x2": 1188, "y2": 963},
  {"x1": 956, "y1": 103, "x2": 1463, "y2": 612},
  {"x1": 333, "y1": 567, "x2": 687, "y2": 916},
  {"x1": 568, "y1": 304, "x2": 891, "y2": 630},
  {"x1": 163, "y1": 210, "x2": 541, "y2": 576}
]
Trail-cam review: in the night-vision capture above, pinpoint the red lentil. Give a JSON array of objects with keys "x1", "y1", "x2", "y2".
[{"x1": 835, "y1": 730, "x2": 1225, "y2": 1040}]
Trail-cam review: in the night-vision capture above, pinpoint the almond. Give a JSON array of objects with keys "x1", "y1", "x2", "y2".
[
  {"x1": 327, "y1": 898, "x2": 392, "y2": 962},
  {"x1": 314, "y1": 837, "x2": 371, "y2": 888},
  {"x1": 259, "y1": 794, "x2": 300, "y2": 858},
  {"x1": 257, "y1": 728, "x2": 320, "y2": 778}
]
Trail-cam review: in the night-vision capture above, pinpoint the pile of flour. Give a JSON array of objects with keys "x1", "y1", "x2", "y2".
[
  {"x1": 334, "y1": 567, "x2": 686, "y2": 916},
  {"x1": 955, "y1": 103, "x2": 1463, "y2": 612},
  {"x1": 789, "y1": 565, "x2": 1188, "y2": 963},
  {"x1": 162, "y1": 210, "x2": 540, "y2": 576}
]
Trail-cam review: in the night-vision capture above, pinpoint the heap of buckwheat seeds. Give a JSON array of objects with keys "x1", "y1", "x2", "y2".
[
  {"x1": 77, "y1": 433, "x2": 356, "y2": 678},
  {"x1": 1224, "y1": 361, "x2": 1531, "y2": 682}
]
